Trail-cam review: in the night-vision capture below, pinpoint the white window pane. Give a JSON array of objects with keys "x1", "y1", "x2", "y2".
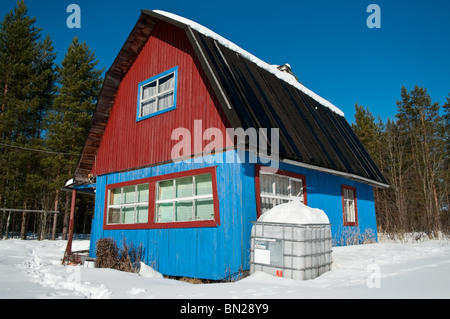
[
  {"x1": 108, "y1": 207, "x2": 121, "y2": 224},
  {"x1": 274, "y1": 175, "x2": 289, "y2": 196},
  {"x1": 175, "y1": 201, "x2": 193, "y2": 221},
  {"x1": 137, "y1": 205, "x2": 148, "y2": 223},
  {"x1": 123, "y1": 206, "x2": 135, "y2": 223},
  {"x1": 347, "y1": 200, "x2": 355, "y2": 222},
  {"x1": 158, "y1": 180, "x2": 174, "y2": 200},
  {"x1": 344, "y1": 189, "x2": 354, "y2": 201},
  {"x1": 176, "y1": 177, "x2": 193, "y2": 198},
  {"x1": 346, "y1": 201, "x2": 351, "y2": 222},
  {"x1": 158, "y1": 73, "x2": 174, "y2": 93},
  {"x1": 260, "y1": 175, "x2": 273, "y2": 195},
  {"x1": 110, "y1": 188, "x2": 121, "y2": 205},
  {"x1": 157, "y1": 203, "x2": 173, "y2": 222},
  {"x1": 195, "y1": 198, "x2": 213, "y2": 220},
  {"x1": 157, "y1": 92, "x2": 174, "y2": 111},
  {"x1": 123, "y1": 186, "x2": 135, "y2": 204},
  {"x1": 142, "y1": 81, "x2": 157, "y2": 99},
  {"x1": 137, "y1": 184, "x2": 149, "y2": 203},
  {"x1": 291, "y1": 180, "x2": 303, "y2": 199},
  {"x1": 141, "y1": 99, "x2": 156, "y2": 117},
  {"x1": 195, "y1": 174, "x2": 212, "y2": 196}
]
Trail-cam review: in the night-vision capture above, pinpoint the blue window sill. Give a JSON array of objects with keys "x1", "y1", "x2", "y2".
[{"x1": 136, "y1": 105, "x2": 177, "y2": 122}]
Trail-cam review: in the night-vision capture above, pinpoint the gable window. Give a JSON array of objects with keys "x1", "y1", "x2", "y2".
[
  {"x1": 156, "y1": 173, "x2": 214, "y2": 223},
  {"x1": 256, "y1": 166, "x2": 307, "y2": 215},
  {"x1": 107, "y1": 184, "x2": 149, "y2": 225},
  {"x1": 342, "y1": 185, "x2": 358, "y2": 226},
  {"x1": 137, "y1": 66, "x2": 178, "y2": 121}
]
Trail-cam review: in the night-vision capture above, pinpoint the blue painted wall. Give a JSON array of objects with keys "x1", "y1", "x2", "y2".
[
  {"x1": 90, "y1": 151, "x2": 257, "y2": 280},
  {"x1": 274, "y1": 161, "x2": 378, "y2": 245},
  {"x1": 90, "y1": 150, "x2": 377, "y2": 280}
]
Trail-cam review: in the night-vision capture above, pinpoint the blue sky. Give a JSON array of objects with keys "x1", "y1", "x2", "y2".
[{"x1": 1, "y1": 0, "x2": 449, "y2": 123}]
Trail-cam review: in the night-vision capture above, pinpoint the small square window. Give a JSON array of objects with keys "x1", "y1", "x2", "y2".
[{"x1": 137, "y1": 67, "x2": 178, "y2": 121}]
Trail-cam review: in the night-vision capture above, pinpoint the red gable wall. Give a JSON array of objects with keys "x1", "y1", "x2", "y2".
[{"x1": 92, "y1": 21, "x2": 231, "y2": 176}]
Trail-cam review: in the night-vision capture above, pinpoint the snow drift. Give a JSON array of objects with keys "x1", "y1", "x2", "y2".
[
  {"x1": 139, "y1": 261, "x2": 163, "y2": 278},
  {"x1": 1, "y1": 237, "x2": 450, "y2": 298}
]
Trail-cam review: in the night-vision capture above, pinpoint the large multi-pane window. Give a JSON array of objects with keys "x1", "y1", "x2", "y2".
[
  {"x1": 156, "y1": 173, "x2": 214, "y2": 223},
  {"x1": 342, "y1": 185, "x2": 358, "y2": 226},
  {"x1": 259, "y1": 170, "x2": 306, "y2": 214},
  {"x1": 137, "y1": 67, "x2": 177, "y2": 121},
  {"x1": 104, "y1": 168, "x2": 218, "y2": 229},
  {"x1": 107, "y1": 184, "x2": 149, "y2": 225}
]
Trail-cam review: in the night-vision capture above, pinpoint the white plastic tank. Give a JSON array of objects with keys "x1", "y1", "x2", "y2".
[{"x1": 250, "y1": 200, "x2": 332, "y2": 280}]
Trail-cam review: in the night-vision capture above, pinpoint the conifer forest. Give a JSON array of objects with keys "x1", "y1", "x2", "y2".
[
  {"x1": 0, "y1": 1, "x2": 448, "y2": 240},
  {"x1": 0, "y1": 1, "x2": 103, "y2": 239}
]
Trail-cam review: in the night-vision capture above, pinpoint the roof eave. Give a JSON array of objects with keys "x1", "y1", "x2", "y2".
[{"x1": 74, "y1": 11, "x2": 160, "y2": 182}]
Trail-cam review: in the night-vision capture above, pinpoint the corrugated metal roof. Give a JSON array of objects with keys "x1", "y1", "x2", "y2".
[{"x1": 74, "y1": 10, "x2": 388, "y2": 188}]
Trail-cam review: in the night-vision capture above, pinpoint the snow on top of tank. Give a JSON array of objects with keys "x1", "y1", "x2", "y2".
[{"x1": 258, "y1": 200, "x2": 329, "y2": 225}]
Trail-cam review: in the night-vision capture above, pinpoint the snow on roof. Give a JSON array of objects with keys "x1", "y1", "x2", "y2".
[
  {"x1": 257, "y1": 200, "x2": 330, "y2": 225},
  {"x1": 153, "y1": 10, "x2": 345, "y2": 117}
]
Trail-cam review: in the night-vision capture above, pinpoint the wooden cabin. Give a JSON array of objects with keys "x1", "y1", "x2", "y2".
[{"x1": 68, "y1": 10, "x2": 388, "y2": 280}]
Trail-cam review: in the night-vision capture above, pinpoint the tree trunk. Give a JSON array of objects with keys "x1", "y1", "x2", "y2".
[
  {"x1": 51, "y1": 190, "x2": 59, "y2": 240},
  {"x1": 20, "y1": 211, "x2": 27, "y2": 240},
  {"x1": 4, "y1": 211, "x2": 11, "y2": 240}
]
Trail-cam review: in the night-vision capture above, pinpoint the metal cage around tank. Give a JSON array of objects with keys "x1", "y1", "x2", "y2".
[{"x1": 250, "y1": 221, "x2": 333, "y2": 280}]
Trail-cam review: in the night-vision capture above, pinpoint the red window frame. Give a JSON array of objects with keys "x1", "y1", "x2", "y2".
[
  {"x1": 254, "y1": 165, "x2": 307, "y2": 218},
  {"x1": 341, "y1": 185, "x2": 358, "y2": 226},
  {"x1": 103, "y1": 167, "x2": 220, "y2": 230}
]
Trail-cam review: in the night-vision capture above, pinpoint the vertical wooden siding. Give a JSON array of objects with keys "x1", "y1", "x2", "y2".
[{"x1": 92, "y1": 21, "x2": 232, "y2": 176}]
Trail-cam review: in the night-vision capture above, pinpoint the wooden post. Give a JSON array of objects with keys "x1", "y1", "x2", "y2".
[
  {"x1": 51, "y1": 190, "x2": 59, "y2": 240},
  {"x1": 63, "y1": 189, "x2": 77, "y2": 264}
]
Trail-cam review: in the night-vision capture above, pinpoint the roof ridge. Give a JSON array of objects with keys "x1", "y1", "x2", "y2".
[{"x1": 152, "y1": 10, "x2": 345, "y2": 117}]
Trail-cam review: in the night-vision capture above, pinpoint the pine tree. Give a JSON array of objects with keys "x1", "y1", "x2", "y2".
[
  {"x1": 351, "y1": 103, "x2": 383, "y2": 164},
  {"x1": 44, "y1": 36, "x2": 103, "y2": 239},
  {"x1": 442, "y1": 95, "x2": 450, "y2": 230},
  {"x1": 0, "y1": 0, "x2": 56, "y2": 238},
  {"x1": 351, "y1": 103, "x2": 395, "y2": 233},
  {"x1": 395, "y1": 86, "x2": 445, "y2": 235}
]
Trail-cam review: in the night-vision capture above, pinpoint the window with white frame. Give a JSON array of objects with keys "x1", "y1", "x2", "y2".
[
  {"x1": 342, "y1": 185, "x2": 357, "y2": 226},
  {"x1": 107, "y1": 184, "x2": 149, "y2": 225},
  {"x1": 137, "y1": 67, "x2": 177, "y2": 121},
  {"x1": 155, "y1": 173, "x2": 214, "y2": 223},
  {"x1": 259, "y1": 171, "x2": 305, "y2": 214}
]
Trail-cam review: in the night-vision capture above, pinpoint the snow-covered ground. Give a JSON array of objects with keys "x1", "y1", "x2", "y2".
[{"x1": 0, "y1": 236, "x2": 449, "y2": 299}]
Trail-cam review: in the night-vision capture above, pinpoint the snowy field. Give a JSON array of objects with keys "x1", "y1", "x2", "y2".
[{"x1": 0, "y1": 236, "x2": 449, "y2": 300}]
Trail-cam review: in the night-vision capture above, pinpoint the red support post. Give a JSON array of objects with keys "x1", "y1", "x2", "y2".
[{"x1": 63, "y1": 189, "x2": 77, "y2": 264}]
